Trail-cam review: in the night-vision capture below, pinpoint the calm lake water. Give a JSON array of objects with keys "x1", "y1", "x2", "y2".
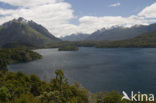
[{"x1": 8, "y1": 47, "x2": 156, "y2": 93}]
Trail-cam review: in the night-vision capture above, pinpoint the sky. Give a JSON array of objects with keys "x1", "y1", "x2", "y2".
[{"x1": 0, "y1": 0, "x2": 156, "y2": 37}]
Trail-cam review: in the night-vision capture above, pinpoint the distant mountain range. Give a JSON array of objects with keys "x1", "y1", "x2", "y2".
[
  {"x1": 61, "y1": 23, "x2": 156, "y2": 41},
  {"x1": 95, "y1": 30, "x2": 156, "y2": 48},
  {"x1": 61, "y1": 34, "x2": 89, "y2": 41},
  {"x1": 0, "y1": 17, "x2": 61, "y2": 47},
  {"x1": 1, "y1": 17, "x2": 156, "y2": 48}
]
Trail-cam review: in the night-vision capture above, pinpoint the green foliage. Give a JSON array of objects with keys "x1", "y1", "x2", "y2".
[
  {"x1": 0, "y1": 70, "x2": 89, "y2": 103},
  {"x1": 0, "y1": 57, "x2": 8, "y2": 70},
  {"x1": 97, "y1": 91, "x2": 122, "y2": 103},
  {"x1": 0, "y1": 87, "x2": 11, "y2": 102},
  {"x1": 0, "y1": 69, "x2": 155, "y2": 103},
  {"x1": 0, "y1": 48, "x2": 42, "y2": 70},
  {"x1": 12, "y1": 94, "x2": 41, "y2": 103}
]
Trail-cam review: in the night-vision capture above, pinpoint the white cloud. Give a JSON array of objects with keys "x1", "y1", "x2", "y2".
[
  {"x1": 0, "y1": 0, "x2": 76, "y2": 37},
  {"x1": 0, "y1": 1, "x2": 156, "y2": 37},
  {"x1": 109, "y1": 3, "x2": 120, "y2": 7},
  {"x1": 76, "y1": 15, "x2": 148, "y2": 34},
  {"x1": 0, "y1": 0, "x2": 56, "y2": 7},
  {"x1": 138, "y1": 3, "x2": 156, "y2": 18}
]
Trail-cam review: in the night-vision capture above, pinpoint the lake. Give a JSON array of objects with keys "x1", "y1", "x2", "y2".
[{"x1": 8, "y1": 47, "x2": 156, "y2": 93}]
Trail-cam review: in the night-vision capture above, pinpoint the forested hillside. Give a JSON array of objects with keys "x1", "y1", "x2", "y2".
[
  {"x1": 0, "y1": 69, "x2": 155, "y2": 103},
  {"x1": 0, "y1": 17, "x2": 61, "y2": 48},
  {"x1": 95, "y1": 30, "x2": 156, "y2": 48},
  {"x1": 0, "y1": 48, "x2": 42, "y2": 70}
]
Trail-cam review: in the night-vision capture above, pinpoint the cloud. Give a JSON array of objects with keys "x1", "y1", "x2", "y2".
[
  {"x1": 0, "y1": 0, "x2": 56, "y2": 7},
  {"x1": 0, "y1": 1, "x2": 155, "y2": 37},
  {"x1": 109, "y1": 3, "x2": 120, "y2": 7},
  {"x1": 76, "y1": 15, "x2": 148, "y2": 34},
  {"x1": 0, "y1": 0, "x2": 76, "y2": 37},
  {"x1": 138, "y1": 3, "x2": 156, "y2": 18}
]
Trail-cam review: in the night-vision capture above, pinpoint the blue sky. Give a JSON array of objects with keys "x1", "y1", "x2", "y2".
[
  {"x1": 0, "y1": 2, "x2": 18, "y2": 9},
  {"x1": 0, "y1": 0, "x2": 156, "y2": 37},
  {"x1": 65, "y1": 0, "x2": 155, "y2": 17},
  {"x1": 64, "y1": 0, "x2": 156, "y2": 25}
]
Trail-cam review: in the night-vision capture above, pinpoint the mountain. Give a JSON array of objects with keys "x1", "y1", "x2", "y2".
[
  {"x1": 0, "y1": 17, "x2": 61, "y2": 47},
  {"x1": 96, "y1": 30, "x2": 156, "y2": 48},
  {"x1": 27, "y1": 19, "x2": 59, "y2": 40},
  {"x1": 61, "y1": 33, "x2": 89, "y2": 41},
  {"x1": 86, "y1": 23, "x2": 156, "y2": 41}
]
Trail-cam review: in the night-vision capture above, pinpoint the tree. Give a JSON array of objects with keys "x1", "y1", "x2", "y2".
[
  {"x1": 50, "y1": 69, "x2": 68, "y2": 91},
  {"x1": 0, "y1": 86, "x2": 11, "y2": 102},
  {"x1": 97, "y1": 91, "x2": 121, "y2": 103},
  {"x1": 0, "y1": 57, "x2": 8, "y2": 70},
  {"x1": 29, "y1": 74, "x2": 42, "y2": 96}
]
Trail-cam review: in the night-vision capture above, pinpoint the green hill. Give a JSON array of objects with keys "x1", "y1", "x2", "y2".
[
  {"x1": 0, "y1": 17, "x2": 61, "y2": 48},
  {"x1": 95, "y1": 31, "x2": 156, "y2": 48}
]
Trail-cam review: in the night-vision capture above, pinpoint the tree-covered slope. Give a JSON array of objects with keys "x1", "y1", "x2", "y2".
[
  {"x1": 0, "y1": 18, "x2": 61, "y2": 47},
  {"x1": 96, "y1": 30, "x2": 156, "y2": 48},
  {"x1": 0, "y1": 48, "x2": 42, "y2": 70},
  {"x1": 0, "y1": 69, "x2": 154, "y2": 103}
]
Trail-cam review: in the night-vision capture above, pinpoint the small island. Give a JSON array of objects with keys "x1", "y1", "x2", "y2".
[{"x1": 58, "y1": 45, "x2": 79, "y2": 51}]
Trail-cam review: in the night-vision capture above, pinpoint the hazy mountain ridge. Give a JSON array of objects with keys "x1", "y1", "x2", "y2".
[
  {"x1": 86, "y1": 24, "x2": 156, "y2": 41},
  {"x1": 95, "y1": 30, "x2": 156, "y2": 48},
  {"x1": 61, "y1": 33, "x2": 89, "y2": 41},
  {"x1": 0, "y1": 17, "x2": 61, "y2": 47},
  {"x1": 61, "y1": 23, "x2": 156, "y2": 41}
]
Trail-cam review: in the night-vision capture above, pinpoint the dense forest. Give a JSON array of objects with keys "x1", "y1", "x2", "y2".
[
  {"x1": 0, "y1": 70, "x2": 155, "y2": 103},
  {"x1": 0, "y1": 48, "x2": 42, "y2": 70}
]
